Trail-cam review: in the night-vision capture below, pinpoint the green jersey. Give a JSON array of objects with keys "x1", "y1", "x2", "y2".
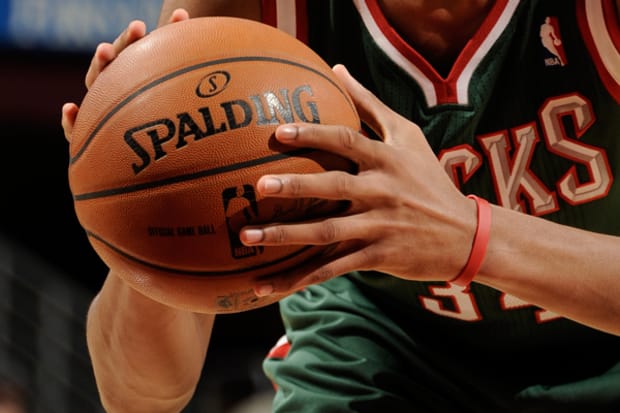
[{"x1": 261, "y1": 0, "x2": 620, "y2": 411}]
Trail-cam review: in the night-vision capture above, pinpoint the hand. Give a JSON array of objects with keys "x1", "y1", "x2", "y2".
[
  {"x1": 240, "y1": 64, "x2": 479, "y2": 297},
  {"x1": 61, "y1": 8, "x2": 190, "y2": 142}
]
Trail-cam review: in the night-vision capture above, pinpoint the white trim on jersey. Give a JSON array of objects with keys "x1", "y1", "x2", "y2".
[
  {"x1": 577, "y1": 0, "x2": 620, "y2": 104},
  {"x1": 457, "y1": 0, "x2": 520, "y2": 105},
  {"x1": 276, "y1": 0, "x2": 298, "y2": 38},
  {"x1": 353, "y1": 0, "x2": 520, "y2": 108},
  {"x1": 266, "y1": 334, "x2": 291, "y2": 359},
  {"x1": 261, "y1": 0, "x2": 308, "y2": 43},
  {"x1": 584, "y1": 0, "x2": 620, "y2": 85},
  {"x1": 353, "y1": 0, "x2": 436, "y2": 105}
]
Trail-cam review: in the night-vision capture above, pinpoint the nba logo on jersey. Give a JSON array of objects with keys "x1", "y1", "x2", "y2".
[{"x1": 540, "y1": 16, "x2": 567, "y2": 66}]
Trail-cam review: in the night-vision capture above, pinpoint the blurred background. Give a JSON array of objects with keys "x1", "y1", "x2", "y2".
[{"x1": 0, "y1": 1, "x2": 282, "y2": 411}]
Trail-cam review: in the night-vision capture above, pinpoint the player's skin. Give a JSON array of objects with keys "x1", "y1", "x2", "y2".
[
  {"x1": 0, "y1": 404, "x2": 26, "y2": 413},
  {"x1": 60, "y1": 0, "x2": 620, "y2": 411}
]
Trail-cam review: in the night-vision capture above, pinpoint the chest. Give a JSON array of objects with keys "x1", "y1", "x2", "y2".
[{"x1": 313, "y1": 0, "x2": 620, "y2": 232}]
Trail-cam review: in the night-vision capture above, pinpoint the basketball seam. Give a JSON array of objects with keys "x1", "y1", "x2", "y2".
[
  {"x1": 72, "y1": 147, "x2": 322, "y2": 200},
  {"x1": 87, "y1": 230, "x2": 318, "y2": 276}
]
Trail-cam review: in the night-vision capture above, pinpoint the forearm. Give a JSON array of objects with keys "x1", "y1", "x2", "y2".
[
  {"x1": 87, "y1": 273, "x2": 214, "y2": 413},
  {"x1": 158, "y1": 0, "x2": 261, "y2": 25},
  {"x1": 477, "y1": 204, "x2": 620, "y2": 335}
]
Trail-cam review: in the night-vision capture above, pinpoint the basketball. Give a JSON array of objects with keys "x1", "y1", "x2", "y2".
[{"x1": 68, "y1": 17, "x2": 360, "y2": 314}]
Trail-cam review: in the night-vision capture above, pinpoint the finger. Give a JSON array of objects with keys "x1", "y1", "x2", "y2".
[
  {"x1": 253, "y1": 243, "x2": 371, "y2": 297},
  {"x1": 256, "y1": 169, "x2": 364, "y2": 201},
  {"x1": 61, "y1": 103, "x2": 79, "y2": 142},
  {"x1": 167, "y1": 8, "x2": 190, "y2": 24},
  {"x1": 254, "y1": 265, "x2": 335, "y2": 297},
  {"x1": 84, "y1": 42, "x2": 114, "y2": 89},
  {"x1": 241, "y1": 221, "x2": 340, "y2": 246},
  {"x1": 240, "y1": 214, "x2": 374, "y2": 247},
  {"x1": 85, "y1": 20, "x2": 147, "y2": 89},
  {"x1": 111, "y1": 20, "x2": 147, "y2": 56},
  {"x1": 255, "y1": 170, "x2": 387, "y2": 204},
  {"x1": 275, "y1": 122, "x2": 383, "y2": 169}
]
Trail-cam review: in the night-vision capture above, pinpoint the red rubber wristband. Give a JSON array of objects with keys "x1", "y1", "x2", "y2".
[{"x1": 450, "y1": 195, "x2": 491, "y2": 287}]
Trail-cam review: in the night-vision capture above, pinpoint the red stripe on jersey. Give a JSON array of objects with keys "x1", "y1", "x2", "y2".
[
  {"x1": 260, "y1": 0, "x2": 309, "y2": 43},
  {"x1": 295, "y1": 0, "x2": 309, "y2": 44},
  {"x1": 577, "y1": 0, "x2": 620, "y2": 104},
  {"x1": 357, "y1": 0, "x2": 516, "y2": 106},
  {"x1": 261, "y1": 0, "x2": 277, "y2": 27},
  {"x1": 266, "y1": 335, "x2": 291, "y2": 360},
  {"x1": 363, "y1": 0, "x2": 441, "y2": 90},
  {"x1": 265, "y1": 335, "x2": 291, "y2": 391}
]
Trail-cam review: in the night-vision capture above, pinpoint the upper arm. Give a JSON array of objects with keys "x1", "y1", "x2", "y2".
[{"x1": 158, "y1": 0, "x2": 262, "y2": 26}]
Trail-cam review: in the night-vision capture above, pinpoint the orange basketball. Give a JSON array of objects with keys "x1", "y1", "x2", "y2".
[{"x1": 68, "y1": 17, "x2": 360, "y2": 313}]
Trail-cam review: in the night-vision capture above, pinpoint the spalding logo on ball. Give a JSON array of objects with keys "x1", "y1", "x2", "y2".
[{"x1": 68, "y1": 17, "x2": 360, "y2": 314}]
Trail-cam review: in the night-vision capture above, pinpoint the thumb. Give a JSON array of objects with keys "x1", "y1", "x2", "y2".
[
  {"x1": 61, "y1": 103, "x2": 79, "y2": 143},
  {"x1": 167, "y1": 8, "x2": 190, "y2": 24},
  {"x1": 332, "y1": 64, "x2": 398, "y2": 143},
  {"x1": 332, "y1": 64, "x2": 426, "y2": 149}
]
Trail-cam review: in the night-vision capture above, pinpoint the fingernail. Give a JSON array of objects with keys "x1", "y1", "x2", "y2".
[
  {"x1": 243, "y1": 229, "x2": 264, "y2": 244},
  {"x1": 277, "y1": 125, "x2": 298, "y2": 141},
  {"x1": 255, "y1": 284, "x2": 274, "y2": 297},
  {"x1": 261, "y1": 177, "x2": 283, "y2": 194}
]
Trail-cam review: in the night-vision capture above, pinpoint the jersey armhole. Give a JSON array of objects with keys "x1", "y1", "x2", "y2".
[
  {"x1": 577, "y1": 0, "x2": 620, "y2": 104},
  {"x1": 260, "y1": 0, "x2": 309, "y2": 44},
  {"x1": 265, "y1": 334, "x2": 291, "y2": 390}
]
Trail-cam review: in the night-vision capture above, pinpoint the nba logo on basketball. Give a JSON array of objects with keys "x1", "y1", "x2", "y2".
[
  {"x1": 222, "y1": 185, "x2": 265, "y2": 259},
  {"x1": 540, "y1": 16, "x2": 567, "y2": 67}
]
